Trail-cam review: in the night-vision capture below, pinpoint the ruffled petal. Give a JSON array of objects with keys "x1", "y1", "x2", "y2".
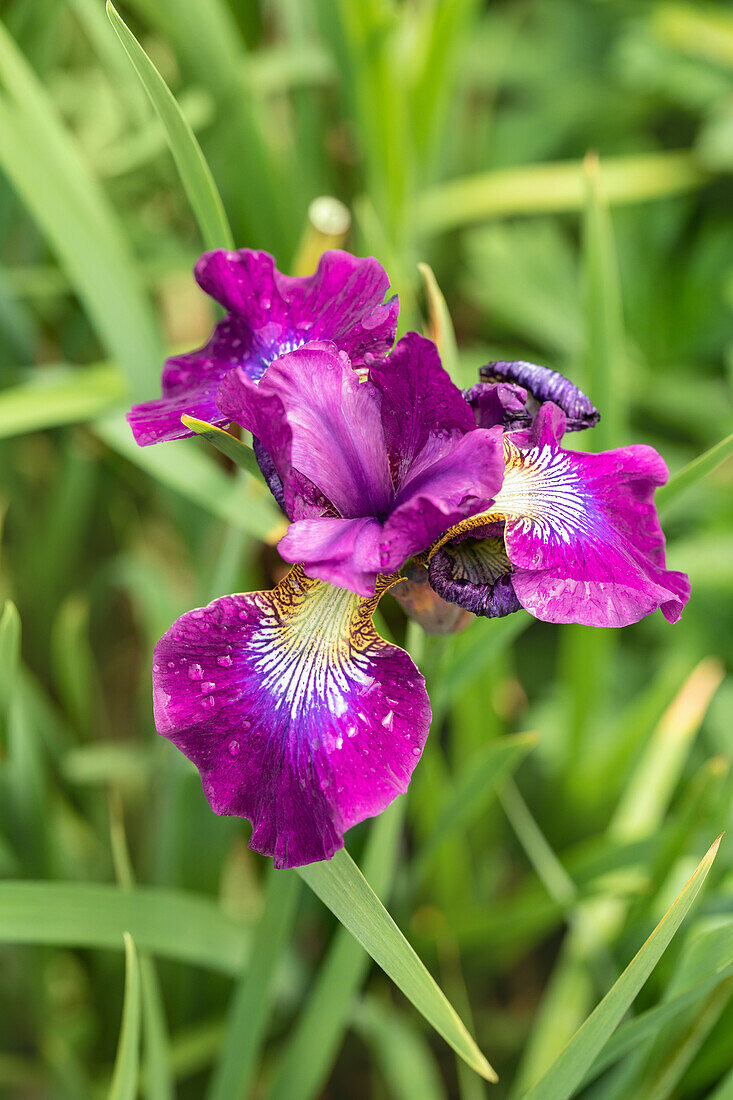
[
  {"x1": 493, "y1": 404, "x2": 690, "y2": 626},
  {"x1": 428, "y1": 526, "x2": 521, "y2": 618},
  {"x1": 278, "y1": 516, "x2": 384, "y2": 596},
  {"x1": 479, "y1": 360, "x2": 600, "y2": 432},
  {"x1": 128, "y1": 317, "x2": 251, "y2": 446},
  {"x1": 370, "y1": 332, "x2": 476, "y2": 483},
  {"x1": 195, "y1": 248, "x2": 398, "y2": 370},
  {"x1": 219, "y1": 342, "x2": 393, "y2": 519},
  {"x1": 152, "y1": 567, "x2": 430, "y2": 868},
  {"x1": 130, "y1": 249, "x2": 398, "y2": 447}
]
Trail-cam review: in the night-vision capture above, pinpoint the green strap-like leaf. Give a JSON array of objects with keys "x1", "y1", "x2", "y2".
[
  {"x1": 106, "y1": 1, "x2": 233, "y2": 252},
  {"x1": 418, "y1": 262, "x2": 459, "y2": 381},
  {"x1": 206, "y1": 869, "x2": 300, "y2": 1100},
  {"x1": 298, "y1": 846, "x2": 497, "y2": 1082},
  {"x1": 109, "y1": 933, "x2": 142, "y2": 1100},
  {"x1": 181, "y1": 414, "x2": 262, "y2": 480},
  {"x1": 657, "y1": 429, "x2": 733, "y2": 513},
  {"x1": 0, "y1": 882, "x2": 251, "y2": 974},
  {"x1": 520, "y1": 837, "x2": 721, "y2": 1100}
]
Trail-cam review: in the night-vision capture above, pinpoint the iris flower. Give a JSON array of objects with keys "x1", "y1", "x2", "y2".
[{"x1": 139, "y1": 249, "x2": 689, "y2": 868}]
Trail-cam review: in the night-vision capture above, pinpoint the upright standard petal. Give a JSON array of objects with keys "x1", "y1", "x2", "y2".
[
  {"x1": 218, "y1": 342, "x2": 393, "y2": 519},
  {"x1": 479, "y1": 360, "x2": 600, "y2": 432},
  {"x1": 129, "y1": 249, "x2": 398, "y2": 446},
  {"x1": 430, "y1": 403, "x2": 689, "y2": 627},
  {"x1": 370, "y1": 332, "x2": 476, "y2": 483},
  {"x1": 153, "y1": 566, "x2": 430, "y2": 868}
]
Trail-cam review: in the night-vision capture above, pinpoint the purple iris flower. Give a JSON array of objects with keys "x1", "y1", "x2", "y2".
[
  {"x1": 138, "y1": 254, "x2": 690, "y2": 869},
  {"x1": 428, "y1": 363, "x2": 690, "y2": 628},
  {"x1": 152, "y1": 332, "x2": 503, "y2": 867},
  {"x1": 128, "y1": 248, "x2": 398, "y2": 446}
]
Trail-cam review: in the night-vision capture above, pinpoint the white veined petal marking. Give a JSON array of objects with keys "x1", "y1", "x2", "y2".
[
  {"x1": 243, "y1": 566, "x2": 397, "y2": 745},
  {"x1": 491, "y1": 439, "x2": 595, "y2": 544}
]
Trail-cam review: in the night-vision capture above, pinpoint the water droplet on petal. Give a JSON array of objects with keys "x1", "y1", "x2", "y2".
[
  {"x1": 188, "y1": 663, "x2": 203, "y2": 681},
  {"x1": 216, "y1": 654, "x2": 233, "y2": 668},
  {"x1": 201, "y1": 681, "x2": 216, "y2": 694},
  {"x1": 201, "y1": 696, "x2": 215, "y2": 709},
  {"x1": 228, "y1": 739, "x2": 240, "y2": 756},
  {"x1": 411, "y1": 746, "x2": 421, "y2": 756}
]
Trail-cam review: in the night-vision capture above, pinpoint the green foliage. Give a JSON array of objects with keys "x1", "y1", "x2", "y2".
[{"x1": 0, "y1": 0, "x2": 731, "y2": 1097}]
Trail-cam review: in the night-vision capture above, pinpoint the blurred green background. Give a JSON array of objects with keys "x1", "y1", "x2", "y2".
[{"x1": 0, "y1": 1, "x2": 732, "y2": 1097}]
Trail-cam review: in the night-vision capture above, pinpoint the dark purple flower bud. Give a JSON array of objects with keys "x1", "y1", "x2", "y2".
[{"x1": 479, "y1": 360, "x2": 600, "y2": 431}]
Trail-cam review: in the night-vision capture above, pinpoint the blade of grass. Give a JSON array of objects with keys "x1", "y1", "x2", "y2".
[
  {"x1": 415, "y1": 151, "x2": 708, "y2": 236},
  {"x1": 269, "y1": 803, "x2": 405, "y2": 1100},
  {"x1": 0, "y1": 882, "x2": 251, "y2": 973},
  {"x1": 298, "y1": 843, "x2": 497, "y2": 1081},
  {"x1": 108, "y1": 933, "x2": 142, "y2": 1100},
  {"x1": 0, "y1": 363, "x2": 126, "y2": 439},
  {"x1": 0, "y1": 22, "x2": 162, "y2": 397},
  {"x1": 418, "y1": 261, "x2": 459, "y2": 380},
  {"x1": 519, "y1": 836, "x2": 722, "y2": 1100},
  {"x1": 106, "y1": 1, "x2": 233, "y2": 251},
  {"x1": 656, "y1": 429, "x2": 733, "y2": 513},
  {"x1": 206, "y1": 868, "x2": 299, "y2": 1100},
  {"x1": 582, "y1": 151, "x2": 626, "y2": 448},
  {"x1": 110, "y1": 797, "x2": 173, "y2": 1100},
  {"x1": 181, "y1": 414, "x2": 261, "y2": 479},
  {"x1": 353, "y1": 996, "x2": 448, "y2": 1100}
]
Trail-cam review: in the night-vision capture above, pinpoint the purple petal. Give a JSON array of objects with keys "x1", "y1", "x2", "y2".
[
  {"x1": 130, "y1": 249, "x2": 398, "y2": 447},
  {"x1": 380, "y1": 428, "x2": 505, "y2": 571},
  {"x1": 152, "y1": 567, "x2": 430, "y2": 868},
  {"x1": 278, "y1": 516, "x2": 384, "y2": 596},
  {"x1": 370, "y1": 332, "x2": 476, "y2": 482},
  {"x1": 128, "y1": 318, "x2": 248, "y2": 446},
  {"x1": 219, "y1": 342, "x2": 393, "y2": 519},
  {"x1": 195, "y1": 248, "x2": 397, "y2": 370},
  {"x1": 480, "y1": 360, "x2": 600, "y2": 432},
  {"x1": 428, "y1": 526, "x2": 521, "y2": 618},
  {"x1": 494, "y1": 404, "x2": 690, "y2": 626}
]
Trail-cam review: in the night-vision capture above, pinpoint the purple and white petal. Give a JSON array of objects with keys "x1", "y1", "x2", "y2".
[
  {"x1": 493, "y1": 404, "x2": 690, "y2": 626},
  {"x1": 153, "y1": 567, "x2": 430, "y2": 868},
  {"x1": 428, "y1": 525, "x2": 521, "y2": 618},
  {"x1": 480, "y1": 360, "x2": 600, "y2": 432}
]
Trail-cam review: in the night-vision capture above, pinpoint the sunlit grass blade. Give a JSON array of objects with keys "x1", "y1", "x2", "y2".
[
  {"x1": 418, "y1": 262, "x2": 459, "y2": 380},
  {"x1": 0, "y1": 363, "x2": 125, "y2": 439},
  {"x1": 106, "y1": 1, "x2": 233, "y2": 252},
  {"x1": 0, "y1": 882, "x2": 251, "y2": 973},
  {"x1": 206, "y1": 868, "x2": 299, "y2": 1100},
  {"x1": 94, "y1": 412, "x2": 285, "y2": 543},
  {"x1": 582, "y1": 152, "x2": 626, "y2": 448},
  {"x1": 0, "y1": 21, "x2": 162, "y2": 398},
  {"x1": 109, "y1": 932, "x2": 142, "y2": 1100},
  {"x1": 0, "y1": 600, "x2": 21, "y2": 717},
  {"x1": 656, "y1": 428, "x2": 733, "y2": 512},
  {"x1": 415, "y1": 732, "x2": 538, "y2": 875},
  {"x1": 578, "y1": 961, "x2": 733, "y2": 1089},
  {"x1": 298, "y1": 843, "x2": 497, "y2": 1082},
  {"x1": 181, "y1": 414, "x2": 261, "y2": 479},
  {"x1": 519, "y1": 836, "x2": 722, "y2": 1100},
  {"x1": 414, "y1": 151, "x2": 708, "y2": 235}
]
